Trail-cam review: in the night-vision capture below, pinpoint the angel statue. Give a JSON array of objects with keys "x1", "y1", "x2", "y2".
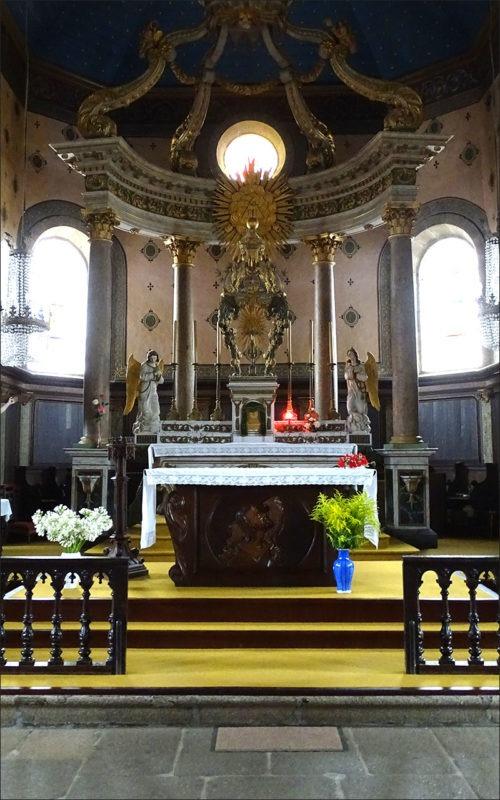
[
  {"x1": 344, "y1": 348, "x2": 380, "y2": 433},
  {"x1": 124, "y1": 350, "x2": 164, "y2": 433}
]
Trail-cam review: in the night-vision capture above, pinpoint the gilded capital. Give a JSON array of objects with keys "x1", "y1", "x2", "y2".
[
  {"x1": 82, "y1": 209, "x2": 119, "y2": 241},
  {"x1": 306, "y1": 233, "x2": 344, "y2": 263},
  {"x1": 382, "y1": 205, "x2": 418, "y2": 236},
  {"x1": 166, "y1": 236, "x2": 199, "y2": 265}
]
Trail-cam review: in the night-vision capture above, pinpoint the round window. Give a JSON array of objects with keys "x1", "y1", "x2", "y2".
[{"x1": 216, "y1": 121, "x2": 285, "y2": 180}]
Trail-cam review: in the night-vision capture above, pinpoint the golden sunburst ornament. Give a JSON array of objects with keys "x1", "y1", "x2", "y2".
[
  {"x1": 236, "y1": 298, "x2": 268, "y2": 352},
  {"x1": 213, "y1": 159, "x2": 294, "y2": 260}
]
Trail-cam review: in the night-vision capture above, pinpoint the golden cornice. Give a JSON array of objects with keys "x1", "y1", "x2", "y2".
[
  {"x1": 82, "y1": 208, "x2": 119, "y2": 240},
  {"x1": 306, "y1": 233, "x2": 344, "y2": 263},
  {"x1": 382, "y1": 205, "x2": 419, "y2": 236},
  {"x1": 165, "y1": 236, "x2": 199, "y2": 265}
]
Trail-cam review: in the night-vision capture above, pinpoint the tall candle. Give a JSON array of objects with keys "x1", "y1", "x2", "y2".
[
  {"x1": 328, "y1": 321, "x2": 333, "y2": 364},
  {"x1": 172, "y1": 319, "x2": 177, "y2": 364},
  {"x1": 309, "y1": 319, "x2": 314, "y2": 363},
  {"x1": 216, "y1": 312, "x2": 220, "y2": 363},
  {"x1": 288, "y1": 323, "x2": 292, "y2": 363},
  {"x1": 193, "y1": 320, "x2": 197, "y2": 363}
]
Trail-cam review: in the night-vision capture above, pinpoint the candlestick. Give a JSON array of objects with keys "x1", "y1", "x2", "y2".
[
  {"x1": 171, "y1": 319, "x2": 177, "y2": 364},
  {"x1": 193, "y1": 319, "x2": 197, "y2": 363},
  {"x1": 288, "y1": 323, "x2": 292, "y2": 364},
  {"x1": 215, "y1": 312, "x2": 220, "y2": 363},
  {"x1": 328, "y1": 321, "x2": 333, "y2": 364},
  {"x1": 309, "y1": 319, "x2": 314, "y2": 363}
]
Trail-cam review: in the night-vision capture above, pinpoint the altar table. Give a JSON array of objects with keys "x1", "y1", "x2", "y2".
[{"x1": 141, "y1": 465, "x2": 378, "y2": 587}]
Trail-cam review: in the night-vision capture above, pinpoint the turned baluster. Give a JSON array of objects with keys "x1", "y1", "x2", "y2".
[
  {"x1": 20, "y1": 569, "x2": 37, "y2": 667},
  {"x1": 0, "y1": 589, "x2": 6, "y2": 667},
  {"x1": 77, "y1": 570, "x2": 94, "y2": 666},
  {"x1": 465, "y1": 568, "x2": 483, "y2": 666},
  {"x1": 437, "y1": 569, "x2": 454, "y2": 666},
  {"x1": 415, "y1": 570, "x2": 425, "y2": 666},
  {"x1": 48, "y1": 568, "x2": 65, "y2": 666}
]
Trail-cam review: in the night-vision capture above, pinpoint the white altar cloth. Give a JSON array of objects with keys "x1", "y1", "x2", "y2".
[
  {"x1": 148, "y1": 441, "x2": 357, "y2": 468},
  {"x1": 1, "y1": 498, "x2": 12, "y2": 520},
  {"x1": 141, "y1": 465, "x2": 378, "y2": 550}
]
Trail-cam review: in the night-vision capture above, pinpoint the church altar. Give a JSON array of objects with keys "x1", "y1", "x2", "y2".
[{"x1": 141, "y1": 454, "x2": 378, "y2": 587}]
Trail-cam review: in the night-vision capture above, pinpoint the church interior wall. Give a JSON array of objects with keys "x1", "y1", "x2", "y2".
[{"x1": 1, "y1": 64, "x2": 498, "y2": 494}]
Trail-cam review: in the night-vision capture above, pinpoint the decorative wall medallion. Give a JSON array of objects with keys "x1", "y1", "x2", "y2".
[
  {"x1": 206, "y1": 243, "x2": 226, "y2": 262},
  {"x1": 277, "y1": 242, "x2": 297, "y2": 259},
  {"x1": 340, "y1": 306, "x2": 361, "y2": 327},
  {"x1": 141, "y1": 309, "x2": 160, "y2": 331},
  {"x1": 140, "y1": 238, "x2": 161, "y2": 262},
  {"x1": 28, "y1": 150, "x2": 47, "y2": 173},
  {"x1": 347, "y1": 277, "x2": 354, "y2": 286},
  {"x1": 342, "y1": 236, "x2": 360, "y2": 258},
  {"x1": 147, "y1": 282, "x2": 154, "y2": 291},
  {"x1": 459, "y1": 141, "x2": 479, "y2": 166},
  {"x1": 425, "y1": 118, "x2": 443, "y2": 134},
  {"x1": 61, "y1": 125, "x2": 79, "y2": 141}
]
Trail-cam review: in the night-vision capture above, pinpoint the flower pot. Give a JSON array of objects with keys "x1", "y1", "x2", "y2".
[
  {"x1": 333, "y1": 548, "x2": 355, "y2": 593},
  {"x1": 60, "y1": 551, "x2": 81, "y2": 589}
]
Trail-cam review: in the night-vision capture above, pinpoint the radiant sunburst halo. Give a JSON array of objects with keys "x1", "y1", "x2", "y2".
[{"x1": 213, "y1": 160, "x2": 294, "y2": 261}]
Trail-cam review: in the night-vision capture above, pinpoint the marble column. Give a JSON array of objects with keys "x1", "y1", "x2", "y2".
[
  {"x1": 306, "y1": 234, "x2": 343, "y2": 419},
  {"x1": 167, "y1": 237, "x2": 198, "y2": 419},
  {"x1": 382, "y1": 205, "x2": 421, "y2": 444},
  {"x1": 79, "y1": 209, "x2": 118, "y2": 446}
]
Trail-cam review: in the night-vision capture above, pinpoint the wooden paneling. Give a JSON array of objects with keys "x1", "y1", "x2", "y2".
[{"x1": 419, "y1": 396, "x2": 480, "y2": 462}]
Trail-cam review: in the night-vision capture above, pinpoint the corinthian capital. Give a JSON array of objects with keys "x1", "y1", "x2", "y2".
[
  {"x1": 306, "y1": 233, "x2": 344, "y2": 263},
  {"x1": 82, "y1": 209, "x2": 119, "y2": 241},
  {"x1": 165, "y1": 236, "x2": 199, "y2": 265},
  {"x1": 382, "y1": 205, "x2": 418, "y2": 236}
]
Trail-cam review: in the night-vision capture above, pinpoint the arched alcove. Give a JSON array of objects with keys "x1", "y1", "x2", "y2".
[{"x1": 15, "y1": 200, "x2": 127, "y2": 379}]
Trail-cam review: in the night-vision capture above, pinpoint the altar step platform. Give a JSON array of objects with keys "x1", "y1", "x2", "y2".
[{"x1": 4, "y1": 534, "x2": 497, "y2": 654}]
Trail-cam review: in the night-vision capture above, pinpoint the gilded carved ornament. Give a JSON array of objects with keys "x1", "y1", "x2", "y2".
[
  {"x1": 382, "y1": 205, "x2": 418, "y2": 236},
  {"x1": 213, "y1": 160, "x2": 294, "y2": 260},
  {"x1": 306, "y1": 233, "x2": 344, "y2": 263},
  {"x1": 82, "y1": 209, "x2": 119, "y2": 241},
  {"x1": 165, "y1": 236, "x2": 199, "y2": 265},
  {"x1": 323, "y1": 21, "x2": 423, "y2": 132},
  {"x1": 77, "y1": 23, "x2": 172, "y2": 139}
]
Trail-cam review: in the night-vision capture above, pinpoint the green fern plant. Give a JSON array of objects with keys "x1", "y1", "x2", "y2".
[{"x1": 309, "y1": 490, "x2": 380, "y2": 550}]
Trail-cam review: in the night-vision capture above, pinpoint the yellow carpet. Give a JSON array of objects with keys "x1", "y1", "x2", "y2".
[
  {"x1": 4, "y1": 558, "x2": 494, "y2": 601},
  {"x1": 1, "y1": 648, "x2": 498, "y2": 691}
]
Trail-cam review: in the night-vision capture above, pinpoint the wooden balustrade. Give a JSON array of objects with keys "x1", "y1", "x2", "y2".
[
  {"x1": 403, "y1": 555, "x2": 499, "y2": 674},
  {"x1": 0, "y1": 556, "x2": 128, "y2": 674}
]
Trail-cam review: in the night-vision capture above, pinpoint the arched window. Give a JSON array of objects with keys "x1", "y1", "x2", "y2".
[
  {"x1": 416, "y1": 235, "x2": 482, "y2": 374},
  {"x1": 216, "y1": 120, "x2": 285, "y2": 179},
  {"x1": 28, "y1": 226, "x2": 89, "y2": 376}
]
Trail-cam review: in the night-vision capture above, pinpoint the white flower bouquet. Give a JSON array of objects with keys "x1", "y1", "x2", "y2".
[{"x1": 32, "y1": 505, "x2": 113, "y2": 553}]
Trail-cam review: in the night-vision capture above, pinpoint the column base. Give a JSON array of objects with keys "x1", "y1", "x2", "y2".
[
  {"x1": 384, "y1": 525, "x2": 438, "y2": 550},
  {"x1": 77, "y1": 435, "x2": 97, "y2": 448},
  {"x1": 389, "y1": 435, "x2": 424, "y2": 446}
]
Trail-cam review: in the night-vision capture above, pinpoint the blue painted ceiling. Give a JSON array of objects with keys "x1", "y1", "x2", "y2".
[{"x1": 6, "y1": 0, "x2": 490, "y2": 88}]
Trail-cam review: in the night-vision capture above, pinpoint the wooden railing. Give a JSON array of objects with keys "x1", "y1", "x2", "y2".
[
  {"x1": 0, "y1": 556, "x2": 128, "y2": 674},
  {"x1": 403, "y1": 555, "x2": 499, "y2": 674}
]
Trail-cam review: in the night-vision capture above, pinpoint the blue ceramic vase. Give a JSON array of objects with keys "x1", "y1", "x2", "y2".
[{"x1": 333, "y1": 548, "x2": 355, "y2": 593}]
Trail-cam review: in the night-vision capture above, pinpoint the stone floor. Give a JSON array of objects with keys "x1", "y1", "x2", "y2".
[{"x1": 1, "y1": 724, "x2": 499, "y2": 799}]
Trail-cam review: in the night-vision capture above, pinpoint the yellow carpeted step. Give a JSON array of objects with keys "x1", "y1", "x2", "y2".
[{"x1": 2, "y1": 647, "x2": 498, "y2": 691}]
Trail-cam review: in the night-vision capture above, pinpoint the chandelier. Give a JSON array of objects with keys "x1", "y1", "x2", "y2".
[
  {"x1": 1, "y1": 249, "x2": 49, "y2": 367},
  {"x1": 0, "y1": 2, "x2": 48, "y2": 368},
  {"x1": 478, "y1": 236, "x2": 499, "y2": 351}
]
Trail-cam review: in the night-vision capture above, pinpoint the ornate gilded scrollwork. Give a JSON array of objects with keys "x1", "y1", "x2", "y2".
[
  {"x1": 165, "y1": 236, "x2": 199, "y2": 265},
  {"x1": 213, "y1": 160, "x2": 294, "y2": 261},
  {"x1": 306, "y1": 232, "x2": 344, "y2": 263},
  {"x1": 82, "y1": 208, "x2": 119, "y2": 240},
  {"x1": 382, "y1": 205, "x2": 419, "y2": 236},
  {"x1": 284, "y1": 78, "x2": 335, "y2": 171},
  {"x1": 170, "y1": 26, "x2": 228, "y2": 175},
  {"x1": 77, "y1": 22, "x2": 171, "y2": 139},
  {"x1": 324, "y1": 20, "x2": 423, "y2": 132}
]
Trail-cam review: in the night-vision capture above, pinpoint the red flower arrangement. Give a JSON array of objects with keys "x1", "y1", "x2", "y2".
[
  {"x1": 337, "y1": 453, "x2": 369, "y2": 468},
  {"x1": 92, "y1": 395, "x2": 109, "y2": 421}
]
